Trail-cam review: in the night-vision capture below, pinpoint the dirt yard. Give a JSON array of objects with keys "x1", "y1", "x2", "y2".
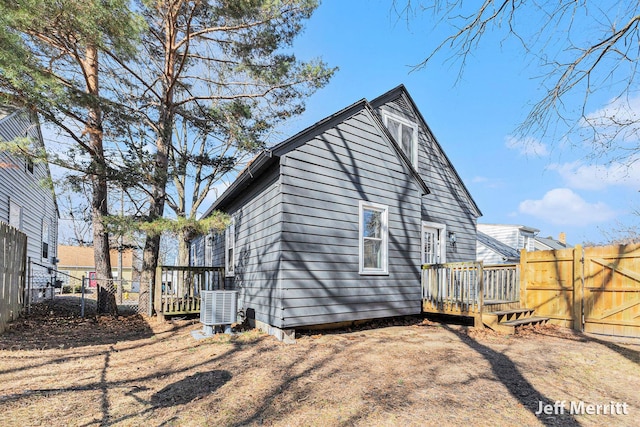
[{"x1": 0, "y1": 297, "x2": 638, "y2": 427}]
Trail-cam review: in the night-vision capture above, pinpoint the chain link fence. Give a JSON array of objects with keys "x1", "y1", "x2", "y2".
[{"x1": 27, "y1": 259, "x2": 151, "y2": 316}]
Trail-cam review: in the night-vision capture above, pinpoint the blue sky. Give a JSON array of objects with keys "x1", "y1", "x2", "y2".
[{"x1": 265, "y1": 0, "x2": 640, "y2": 245}]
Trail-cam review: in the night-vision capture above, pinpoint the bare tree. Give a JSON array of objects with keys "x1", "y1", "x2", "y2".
[{"x1": 395, "y1": 1, "x2": 640, "y2": 163}]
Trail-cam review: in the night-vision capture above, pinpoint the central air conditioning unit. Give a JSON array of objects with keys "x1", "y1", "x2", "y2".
[{"x1": 197, "y1": 290, "x2": 238, "y2": 337}]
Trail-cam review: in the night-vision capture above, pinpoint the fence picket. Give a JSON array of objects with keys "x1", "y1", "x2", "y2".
[{"x1": 0, "y1": 223, "x2": 27, "y2": 333}]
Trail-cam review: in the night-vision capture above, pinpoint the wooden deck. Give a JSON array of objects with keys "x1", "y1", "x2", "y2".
[
  {"x1": 421, "y1": 262, "x2": 545, "y2": 331},
  {"x1": 154, "y1": 266, "x2": 225, "y2": 318}
]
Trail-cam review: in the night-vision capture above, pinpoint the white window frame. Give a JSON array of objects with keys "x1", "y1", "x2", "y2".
[
  {"x1": 42, "y1": 219, "x2": 50, "y2": 260},
  {"x1": 9, "y1": 199, "x2": 22, "y2": 230},
  {"x1": 205, "y1": 232, "x2": 213, "y2": 267},
  {"x1": 359, "y1": 201, "x2": 389, "y2": 275},
  {"x1": 189, "y1": 242, "x2": 197, "y2": 266},
  {"x1": 225, "y1": 217, "x2": 236, "y2": 277},
  {"x1": 383, "y1": 111, "x2": 419, "y2": 168},
  {"x1": 421, "y1": 221, "x2": 447, "y2": 265}
]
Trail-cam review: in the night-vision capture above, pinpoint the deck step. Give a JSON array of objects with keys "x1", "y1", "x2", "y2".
[
  {"x1": 501, "y1": 316, "x2": 549, "y2": 327},
  {"x1": 490, "y1": 308, "x2": 534, "y2": 316}
]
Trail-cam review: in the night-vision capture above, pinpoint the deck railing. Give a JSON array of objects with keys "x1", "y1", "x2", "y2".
[
  {"x1": 483, "y1": 264, "x2": 519, "y2": 303},
  {"x1": 154, "y1": 266, "x2": 225, "y2": 317},
  {"x1": 422, "y1": 262, "x2": 484, "y2": 314},
  {"x1": 422, "y1": 262, "x2": 520, "y2": 318}
]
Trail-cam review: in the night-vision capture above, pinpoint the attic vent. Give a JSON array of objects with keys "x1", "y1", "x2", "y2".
[{"x1": 395, "y1": 97, "x2": 410, "y2": 111}]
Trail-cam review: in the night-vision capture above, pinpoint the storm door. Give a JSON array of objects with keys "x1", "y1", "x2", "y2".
[{"x1": 422, "y1": 222, "x2": 446, "y2": 265}]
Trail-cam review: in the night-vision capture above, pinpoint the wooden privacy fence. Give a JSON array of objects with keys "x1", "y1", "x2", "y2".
[
  {"x1": 521, "y1": 243, "x2": 640, "y2": 337},
  {"x1": 0, "y1": 222, "x2": 28, "y2": 333},
  {"x1": 154, "y1": 266, "x2": 225, "y2": 318}
]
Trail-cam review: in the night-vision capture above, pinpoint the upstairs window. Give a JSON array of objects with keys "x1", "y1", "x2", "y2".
[
  {"x1": 383, "y1": 112, "x2": 418, "y2": 167},
  {"x1": 359, "y1": 201, "x2": 389, "y2": 275}
]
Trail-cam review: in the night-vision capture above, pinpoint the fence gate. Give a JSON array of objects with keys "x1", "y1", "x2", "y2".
[
  {"x1": 521, "y1": 243, "x2": 640, "y2": 338},
  {"x1": 582, "y1": 245, "x2": 640, "y2": 337}
]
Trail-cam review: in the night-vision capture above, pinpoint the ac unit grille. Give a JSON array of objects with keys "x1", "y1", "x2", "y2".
[{"x1": 200, "y1": 290, "x2": 238, "y2": 326}]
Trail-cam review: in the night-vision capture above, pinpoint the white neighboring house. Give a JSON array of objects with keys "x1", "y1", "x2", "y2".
[
  {"x1": 477, "y1": 224, "x2": 569, "y2": 265},
  {"x1": 0, "y1": 106, "x2": 59, "y2": 300}
]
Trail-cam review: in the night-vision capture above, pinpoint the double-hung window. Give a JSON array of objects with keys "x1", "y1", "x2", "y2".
[
  {"x1": 9, "y1": 200, "x2": 22, "y2": 230},
  {"x1": 359, "y1": 201, "x2": 389, "y2": 275},
  {"x1": 225, "y1": 217, "x2": 236, "y2": 277},
  {"x1": 383, "y1": 112, "x2": 418, "y2": 167},
  {"x1": 42, "y1": 219, "x2": 50, "y2": 260}
]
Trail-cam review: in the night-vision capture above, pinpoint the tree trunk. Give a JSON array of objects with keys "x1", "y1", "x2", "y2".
[
  {"x1": 138, "y1": 4, "x2": 178, "y2": 317},
  {"x1": 178, "y1": 228, "x2": 190, "y2": 266},
  {"x1": 84, "y1": 44, "x2": 117, "y2": 315}
]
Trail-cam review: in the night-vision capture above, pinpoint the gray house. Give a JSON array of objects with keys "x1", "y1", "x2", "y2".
[
  {"x1": 192, "y1": 85, "x2": 481, "y2": 338},
  {"x1": 0, "y1": 106, "x2": 59, "y2": 295}
]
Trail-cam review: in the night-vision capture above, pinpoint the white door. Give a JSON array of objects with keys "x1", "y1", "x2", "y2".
[{"x1": 422, "y1": 223, "x2": 445, "y2": 265}]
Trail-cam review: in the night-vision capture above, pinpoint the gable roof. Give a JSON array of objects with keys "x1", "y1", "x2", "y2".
[
  {"x1": 478, "y1": 223, "x2": 540, "y2": 235},
  {"x1": 535, "y1": 236, "x2": 569, "y2": 250},
  {"x1": 477, "y1": 231, "x2": 521, "y2": 262},
  {"x1": 203, "y1": 97, "x2": 430, "y2": 216},
  {"x1": 0, "y1": 106, "x2": 18, "y2": 123},
  {"x1": 370, "y1": 84, "x2": 482, "y2": 218}
]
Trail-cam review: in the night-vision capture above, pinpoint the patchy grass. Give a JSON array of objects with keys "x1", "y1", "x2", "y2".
[{"x1": 0, "y1": 297, "x2": 639, "y2": 426}]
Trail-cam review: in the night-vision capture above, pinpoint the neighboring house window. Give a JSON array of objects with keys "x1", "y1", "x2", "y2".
[
  {"x1": 422, "y1": 221, "x2": 446, "y2": 265},
  {"x1": 225, "y1": 217, "x2": 235, "y2": 277},
  {"x1": 383, "y1": 112, "x2": 418, "y2": 167},
  {"x1": 26, "y1": 157, "x2": 34, "y2": 173},
  {"x1": 42, "y1": 219, "x2": 50, "y2": 260},
  {"x1": 205, "y1": 233, "x2": 213, "y2": 267},
  {"x1": 359, "y1": 201, "x2": 388, "y2": 275},
  {"x1": 9, "y1": 200, "x2": 22, "y2": 230},
  {"x1": 189, "y1": 242, "x2": 197, "y2": 266},
  {"x1": 518, "y1": 234, "x2": 532, "y2": 251}
]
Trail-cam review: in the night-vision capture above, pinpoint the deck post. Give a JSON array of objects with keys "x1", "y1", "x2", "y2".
[
  {"x1": 154, "y1": 265, "x2": 164, "y2": 321},
  {"x1": 475, "y1": 262, "x2": 485, "y2": 328},
  {"x1": 572, "y1": 245, "x2": 584, "y2": 332},
  {"x1": 519, "y1": 249, "x2": 528, "y2": 309}
]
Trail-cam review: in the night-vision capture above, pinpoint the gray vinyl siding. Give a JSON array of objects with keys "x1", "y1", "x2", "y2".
[
  {"x1": 190, "y1": 230, "x2": 224, "y2": 267},
  {"x1": 0, "y1": 109, "x2": 58, "y2": 277},
  {"x1": 376, "y1": 98, "x2": 478, "y2": 262},
  {"x1": 278, "y1": 109, "x2": 423, "y2": 328},
  {"x1": 224, "y1": 164, "x2": 283, "y2": 328}
]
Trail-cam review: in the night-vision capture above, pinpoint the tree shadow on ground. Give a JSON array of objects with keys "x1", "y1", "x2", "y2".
[
  {"x1": 150, "y1": 370, "x2": 232, "y2": 407},
  {"x1": 531, "y1": 326, "x2": 640, "y2": 366},
  {"x1": 443, "y1": 324, "x2": 581, "y2": 427}
]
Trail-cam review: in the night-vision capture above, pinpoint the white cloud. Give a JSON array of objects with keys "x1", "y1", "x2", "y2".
[
  {"x1": 582, "y1": 95, "x2": 640, "y2": 143},
  {"x1": 472, "y1": 176, "x2": 503, "y2": 188},
  {"x1": 505, "y1": 135, "x2": 549, "y2": 157},
  {"x1": 549, "y1": 161, "x2": 640, "y2": 191},
  {"x1": 518, "y1": 188, "x2": 616, "y2": 226}
]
